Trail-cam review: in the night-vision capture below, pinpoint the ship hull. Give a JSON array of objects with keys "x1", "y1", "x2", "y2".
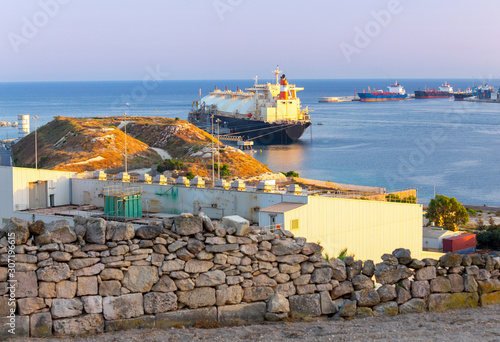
[
  {"x1": 414, "y1": 90, "x2": 453, "y2": 99},
  {"x1": 453, "y1": 93, "x2": 474, "y2": 101},
  {"x1": 213, "y1": 115, "x2": 311, "y2": 145},
  {"x1": 357, "y1": 93, "x2": 407, "y2": 102}
]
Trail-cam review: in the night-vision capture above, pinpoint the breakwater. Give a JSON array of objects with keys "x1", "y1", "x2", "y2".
[{"x1": 0, "y1": 215, "x2": 499, "y2": 338}]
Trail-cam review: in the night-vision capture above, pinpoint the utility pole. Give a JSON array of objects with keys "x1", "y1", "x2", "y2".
[
  {"x1": 33, "y1": 116, "x2": 38, "y2": 169},
  {"x1": 216, "y1": 119, "x2": 221, "y2": 179},
  {"x1": 124, "y1": 113, "x2": 127, "y2": 173}
]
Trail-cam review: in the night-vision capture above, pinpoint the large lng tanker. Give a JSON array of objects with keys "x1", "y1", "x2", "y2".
[
  {"x1": 188, "y1": 67, "x2": 311, "y2": 145},
  {"x1": 357, "y1": 82, "x2": 408, "y2": 101}
]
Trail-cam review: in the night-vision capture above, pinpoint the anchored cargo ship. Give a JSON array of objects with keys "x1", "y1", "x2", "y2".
[
  {"x1": 357, "y1": 82, "x2": 407, "y2": 101},
  {"x1": 414, "y1": 82, "x2": 454, "y2": 99},
  {"x1": 188, "y1": 67, "x2": 311, "y2": 145}
]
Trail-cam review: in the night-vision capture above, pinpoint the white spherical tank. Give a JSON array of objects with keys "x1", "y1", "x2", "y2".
[{"x1": 18, "y1": 114, "x2": 30, "y2": 139}]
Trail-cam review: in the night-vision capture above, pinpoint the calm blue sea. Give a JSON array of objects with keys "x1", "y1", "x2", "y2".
[{"x1": 0, "y1": 79, "x2": 499, "y2": 206}]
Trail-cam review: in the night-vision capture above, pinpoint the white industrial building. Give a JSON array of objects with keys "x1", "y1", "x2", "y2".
[{"x1": 0, "y1": 166, "x2": 424, "y2": 261}]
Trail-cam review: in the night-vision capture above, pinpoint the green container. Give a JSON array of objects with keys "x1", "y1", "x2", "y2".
[{"x1": 104, "y1": 194, "x2": 142, "y2": 218}]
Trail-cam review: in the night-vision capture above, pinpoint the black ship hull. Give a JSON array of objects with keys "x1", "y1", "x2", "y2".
[
  {"x1": 453, "y1": 93, "x2": 474, "y2": 101},
  {"x1": 214, "y1": 115, "x2": 311, "y2": 145},
  {"x1": 414, "y1": 90, "x2": 453, "y2": 99}
]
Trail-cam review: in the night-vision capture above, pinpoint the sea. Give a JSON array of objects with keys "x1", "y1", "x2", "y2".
[{"x1": 0, "y1": 78, "x2": 499, "y2": 206}]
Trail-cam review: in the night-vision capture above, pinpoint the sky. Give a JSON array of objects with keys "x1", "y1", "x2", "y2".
[{"x1": 0, "y1": 0, "x2": 499, "y2": 82}]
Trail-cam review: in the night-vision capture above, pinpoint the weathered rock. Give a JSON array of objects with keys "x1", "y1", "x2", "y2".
[
  {"x1": 216, "y1": 285, "x2": 243, "y2": 306},
  {"x1": 243, "y1": 286, "x2": 275, "y2": 302},
  {"x1": 293, "y1": 274, "x2": 311, "y2": 286},
  {"x1": 161, "y1": 259, "x2": 185, "y2": 272},
  {"x1": 51, "y1": 298, "x2": 84, "y2": 318},
  {"x1": 3, "y1": 217, "x2": 30, "y2": 245},
  {"x1": 289, "y1": 293, "x2": 321, "y2": 318},
  {"x1": 198, "y1": 211, "x2": 214, "y2": 232},
  {"x1": 103, "y1": 293, "x2": 144, "y2": 320},
  {"x1": 277, "y1": 254, "x2": 309, "y2": 264},
  {"x1": 395, "y1": 285, "x2": 412, "y2": 304},
  {"x1": 415, "y1": 266, "x2": 437, "y2": 281},
  {"x1": 77, "y1": 276, "x2": 98, "y2": 296},
  {"x1": 29, "y1": 220, "x2": 45, "y2": 236},
  {"x1": 399, "y1": 298, "x2": 426, "y2": 314},
  {"x1": 184, "y1": 259, "x2": 214, "y2": 273},
  {"x1": 186, "y1": 239, "x2": 205, "y2": 254},
  {"x1": 279, "y1": 263, "x2": 301, "y2": 274},
  {"x1": 331, "y1": 281, "x2": 354, "y2": 300},
  {"x1": 301, "y1": 242, "x2": 323, "y2": 255},
  {"x1": 81, "y1": 295, "x2": 103, "y2": 314},
  {"x1": 100, "y1": 268, "x2": 123, "y2": 281},
  {"x1": 99, "y1": 280, "x2": 121, "y2": 296},
  {"x1": 56, "y1": 281, "x2": 77, "y2": 299},
  {"x1": 255, "y1": 251, "x2": 277, "y2": 262},
  {"x1": 373, "y1": 301, "x2": 398, "y2": 316},
  {"x1": 52, "y1": 313, "x2": 104, "y2": 336},
  {"x1": 17, "y1": 297, "x2": 46, "y2": 315},
  {"x1": 430, "y1": 276, "x2": 452, "y2": 293},
  {"x1": 271, "y1": 239, "x2": 302, "y2": 256},
  {"x1": 480, "y1": 291, "x2": 500, "y2": 306},
  {"x1": 439, "y1": 253, "x2": 463, "y2": 268},
  {"x1": 156, "y1": 307, "x2": 217, "y2": 329},
  {"x1": 352, "y1": 274, "x2": 374, "y2": 290},
  {"x1": 195, "y1": 270, "x2": 226, "y2": 287},
  {"x1": 382, "y1": 253, "x2": 399, "y2": 266},
  {"x1": 221, "y1": 215, "x2": 250, "y2": 236},
  {"x1": 68, "y1": 257, "x2": 100, "y2": 270},
  {"x1": 143, "y1": 292, "x2": 177, "y2": 314},
  {"x1": 0, "y1": 267, "x2": 7, "y2": 282},
  {"x1": 428, "y1": 292, "x2": 479, "y2": 311},
  {"x1": 152, "y1": 275, "x2": 177, "y2": 292},
  {"x1": 177, "y1": 287, "x2": 216, "y2": 309},
  {"x1": 39, "y1": 281, "x2": 56, "y2": 298},
  {"x1": 463, "y1": 274, "x2": 478, "y2": 292},
  {"x1": 354, "y1": 288, "x2": 380, "y2": 307},
  {"x1": 240, "y1": 244, "x2": 258, "y2": 256},
  {"x1": 329, "y1": 258, "x2": 347, "y2": 281},
  {"x1": 266, "y1": 293, "x2": 290, "y2": 313},
  {"x1": 311, "y1": 267, "x2": 333, "y2": 284},
  {"x1": 362, "y1": 260, "x2": 375, "y2": 277},
  {"x1": 12, "y1": 271, "x2": 38, "y2": 297},
  {"x1": 411, "y1": 280, "x2": 430, "y2": 298},
  {"x1": 85, "y1": 218, "x2": 106, "y2": 244},
  {"x1": 392, "y1": 248, "x2": 412, "y2": 265},
  {"x1": 122, "y1": 266, "x2": 158, "y2": 293},
  {"x1": 30, "y1": 312, "x2": 52, "y2": 337},
  {"x1": 275, "y1": 281, "x2": 296, "y2": 297},
  {"x1": 205, "y1": 244, "x2": 239, "y2": 253},
  {"x1": 253, "y1": 274, "x2": 277, "y2": 287},
  {"x1": 478, "y1": 278, "x2": 500, "y2": 294},
  {"x1": 74, "y1": 263, "x2": 105, "y2": 277},
  {"x1": 347, "y1": 260, "x2": 363, "y2": 280},
  {"x1": 175, "y1": 278, "x2": 195, "y2": 291},
  {"x1": 338, "y1": 299, "x2": 357, "y2": 318},
  {"x1": 356, "y1": 307, "x2": 374, "y2": 318},
  {"x1": 112, "y1": 224, "x2": 135, "y2": 241},
  {"x1": 318, "y1": 290, "x2": 337, "y2": 315},
  {"x1": 374, "y1": 265, "x2": 413, "y2": 285},
  {"x1": 173, "y1": 216, "x2": 203, "y2": 236},
  {"x1": 218, "y1": 302, "x2": 266, "y2": 324},
  {"x1": 447, "y1": 273, "x2": 464, "y2": 293},
  {"x1": 135, "y1": 225, "x2": 162, "y2": 239},
  {"x1": 36, "y1": 220, "x2": 76, "y2": 245},
  {"x1": 409, "y1": 258, "x2": 426, "y2": 269},
  {"x1": 168, "y1": 240, "x2": 187, "y2": 253},
  {"x1": 378, "y1": 284, "x2": 397, "y2": 302}
]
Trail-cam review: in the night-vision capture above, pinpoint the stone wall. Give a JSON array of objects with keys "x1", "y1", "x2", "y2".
[{"x1": 0, "y1": 215, "x2": 499, "y2": 338}]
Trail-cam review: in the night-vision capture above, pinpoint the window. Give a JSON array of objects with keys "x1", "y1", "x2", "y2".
[{"x1": 290, "y1": 219, "x2": 300, "y2": 231}]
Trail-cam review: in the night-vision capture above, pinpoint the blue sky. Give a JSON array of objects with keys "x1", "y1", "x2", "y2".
[{"x1": 0, "y1": 0, "x2": 499, "y2": 81}]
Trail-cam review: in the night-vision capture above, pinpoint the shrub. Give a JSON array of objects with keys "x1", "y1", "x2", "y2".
[
  {"x1": 214, "y1": 163, "x2": 230, "y2": 177},
  {"x1": 281, "y1": 170, "x2": 299, "y2": 178},
  {"x1": 337, "y1": 248, "x2": 355, "y2": 260},
  {"x1": 186, "y1": 171, "x2": 195, "y2": 180},
  {"x1": 157, "y1": 159, "x2": 186, "y2": 173}
]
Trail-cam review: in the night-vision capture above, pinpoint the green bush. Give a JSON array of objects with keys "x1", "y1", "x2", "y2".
[
  {"x1": 476, "y1": 223, "x2": 500, "y2": 250},
  {"x1": 385, "y1": 194, "x2": 417, "y2": 204},
  {"x1": 157, "y1": 159, "x2": 186, "y2": 173},
  {"x1": 214, "y1": 163, "x2": 230, "y2": 177},
  {"x1": 186, "y1": 171, "x2": 195, "y2": 180},
  {"x1": 337, "y1": 248, "x2": 355, "y2": 260},
  {"x1": 281, "y1": 170, "x2": 299, "y2": 178}
]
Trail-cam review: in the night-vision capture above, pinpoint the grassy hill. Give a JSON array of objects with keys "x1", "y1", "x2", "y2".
[{"x1": 12, "y1": 116, "x2": 271, "y2": 178}]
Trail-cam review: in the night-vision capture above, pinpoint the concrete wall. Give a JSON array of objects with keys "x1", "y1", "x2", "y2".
[
  {"x1": 289, "y1": 197, "x2": 423, "y2": 262},
  {"x1": 0, "y1": 167, "x2": 76, "y2": 225},
  {"x1": 71, "y1": 178, "x2": 307, "y2": 222}
]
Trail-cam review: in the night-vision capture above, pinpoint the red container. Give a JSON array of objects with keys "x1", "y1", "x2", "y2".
[{"x1": 443, "y1": 233, "x2": 476, "y2": 252}]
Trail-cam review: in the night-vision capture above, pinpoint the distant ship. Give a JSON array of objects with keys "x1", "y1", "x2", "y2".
[
  {"x1": 414, "y1": 82, "x2": 454, "y2": 99},
  {"x1": 358, "y1": 82, "x2": 407, "y2": 101},
  {"x1": 188, "y1": 67, "x2": 311, "y2": 145},
  {"x1": 453, "y1": 88, "x2": 474, "y2": 101}
]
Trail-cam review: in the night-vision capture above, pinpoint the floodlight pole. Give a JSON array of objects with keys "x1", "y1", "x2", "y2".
[
  {"x1": 33, "y1": 116, "x2": 38, "y2": 169},
  {"x1": 211, "y1": 115, "x2": 214, "y2": 184},
  {"x1": 124, "y1": 113, "x2": 127, "y2": 173},
  {"x1": 216, "y1": 119, "x2": 221, "y2": 179}
]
